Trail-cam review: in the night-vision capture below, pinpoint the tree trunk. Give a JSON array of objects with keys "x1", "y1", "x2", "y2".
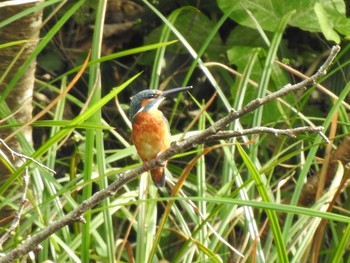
[{"x1": 0, "y1": 1, "x2": 42, "y2": 225}]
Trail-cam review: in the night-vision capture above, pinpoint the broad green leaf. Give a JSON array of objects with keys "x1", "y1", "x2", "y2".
[
  {"x1": 142, "y1": 9, "x2": 224, "y2": 62},
  {"x1": 217, "y1": 0, "x2": 349, "y2": 39},
  {"x1": 227, "y1": 46, "x2": 264, "y2": 83},
  {"x1": 314, "y1": 3, "x2": 341, "y2": 43}
]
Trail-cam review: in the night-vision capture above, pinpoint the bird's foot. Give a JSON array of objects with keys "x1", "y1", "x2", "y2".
[
  {"x1": 143, "y1": 160, "x2": 150, "y2": 170},
  {"x1": 142, "y1": 153, "x2": 165, "y2": 170},
  {"x1": 155, "y1": 152, "x2": 166, "y2": 167}
]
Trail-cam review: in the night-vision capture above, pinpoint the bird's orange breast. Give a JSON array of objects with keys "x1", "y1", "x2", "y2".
[{"x1": 132, "y1": 110, "x2": 171, "y2": 161}]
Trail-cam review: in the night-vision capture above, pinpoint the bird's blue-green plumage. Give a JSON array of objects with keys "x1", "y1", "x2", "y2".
[
  {"x1": 129, "y1": 86, "x2": 193, "y2": 121},
  {"x1": 129, "y1": 89, "x2": 162, "y2": 121}
]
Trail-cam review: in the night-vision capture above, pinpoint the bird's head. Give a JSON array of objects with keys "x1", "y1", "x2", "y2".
[{"x1": 129, "y1": 86, "x2": 192, "y2": 121}]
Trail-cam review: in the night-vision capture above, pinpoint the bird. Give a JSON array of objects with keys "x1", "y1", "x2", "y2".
[{"x1": 129, "y1": 86, "x2": 192, "y2": 187}]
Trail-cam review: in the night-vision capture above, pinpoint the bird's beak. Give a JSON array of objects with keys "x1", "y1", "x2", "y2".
[{"x1": 162, "y1": 86, "x2": 193, "y2": 97}]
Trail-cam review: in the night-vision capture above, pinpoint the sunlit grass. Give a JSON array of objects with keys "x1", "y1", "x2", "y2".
[{"x1": 1, "y1": 1, "x2": 350, "y2": 263}]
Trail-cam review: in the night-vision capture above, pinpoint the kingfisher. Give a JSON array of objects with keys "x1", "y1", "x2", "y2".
[{"x1": 129, "y1": 86, "x2": 192, "y2": 187}]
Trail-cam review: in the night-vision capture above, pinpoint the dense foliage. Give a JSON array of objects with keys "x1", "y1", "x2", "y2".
[{"x1": 1, "y1": 0, "x2": 350, "y2": 262}]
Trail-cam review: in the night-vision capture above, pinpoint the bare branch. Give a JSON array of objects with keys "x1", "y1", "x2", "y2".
[
  {"x1": 0, "y1": 139, "x2": 56, "y2": 174},
  {"x1": 206, "y1": 126, "x2": 324, "y2": 141},
  {"x1": 0, "y1": 45, "x2": 341, "y2": 262},
  {"x1": 0, "y1": 171, "x2": 133, "y2": 262}
]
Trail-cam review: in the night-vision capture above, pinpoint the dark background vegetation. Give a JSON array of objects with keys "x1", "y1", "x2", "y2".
[{"x1": 1, "y1": 0, "x2": 350, "y2": 262}]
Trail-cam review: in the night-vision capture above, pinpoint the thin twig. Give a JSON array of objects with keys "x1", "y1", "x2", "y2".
[
  {"x1": 0, "y1": 139, "x2": 56, "y2": 174},
  {"x1": 275, "y1": 60, "x2": 350, "y2": 111},
  {"x1": 0, "y1": 45, "x2": 341, "y2": 263},
  {"x1": 206, "y1": 126, "x2": 324, "y2": 141}
]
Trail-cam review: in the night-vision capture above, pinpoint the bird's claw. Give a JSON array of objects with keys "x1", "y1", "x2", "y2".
[
  {"x1": 155, "y1": 152, "x2": 166, "y2": 167},
  {"x1": 142, "y1": 153, "x2": 165, "y2": 170},
  {"x1": 143, "y1": 160, "x2": 150, "y2": 170}
]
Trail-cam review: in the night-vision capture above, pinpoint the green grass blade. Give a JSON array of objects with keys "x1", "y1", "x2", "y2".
[
  {"x1": 0, "y1": 72, "x2": 141, "y2": 196},
  {"x1": 53, "y1": 40, "x2": 177, "y2": 83},
  {"x1": 236, "y1": 143, "x2": 288, "y2": 262},
  {"x1": 250, "y1": 10, "x2": 295, "y2": 171},
  {"x1": 0, "y1": 0, "x2": 61, "y2": 29},
  {"x1": 283, "y1": 81, "x2": 350, "y2": 241},
  {"x1": 0, "y1": 0, "x2": 87, "y2": 103},
  {"x1": 331, "y1": 223, "x2": 350, "y2": 263},
  {"x1": 143, "y1": 0, "x2": 231, "y2": 110}
]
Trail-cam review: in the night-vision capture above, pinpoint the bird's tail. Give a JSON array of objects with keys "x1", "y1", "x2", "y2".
[{"x1": 151, "y1": 167, "x2": 166, "y2": 187}]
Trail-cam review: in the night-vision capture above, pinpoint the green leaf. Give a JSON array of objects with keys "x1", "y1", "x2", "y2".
[
  {"x1": 217, "y1": 0, "x2": 348, "y2": 37},
  {"x1": 236, "y1": 143, "x2": 288, "y2": 262},
  {"x1": 143, "y1": 9, "x2": 224, "y2": 61},
  {"x1": 314, "y1": 3, "x2": 340, "y2": 43},
  {"x1": 227, "y1": 46, "x2": 264, "y2": 83}
]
